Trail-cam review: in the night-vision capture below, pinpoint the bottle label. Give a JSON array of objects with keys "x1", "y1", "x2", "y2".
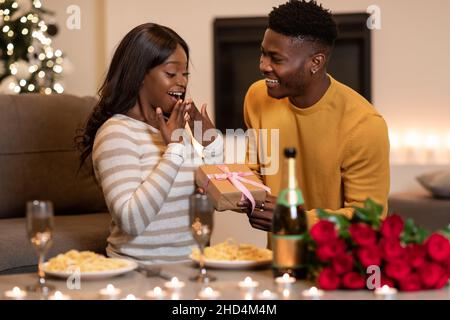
[
  {"x1": 272, "y1": 234, "x2": 306, "y2": 269},
  {"x1": 277, "y1": 189, "x2": 304, "y2": 207}
]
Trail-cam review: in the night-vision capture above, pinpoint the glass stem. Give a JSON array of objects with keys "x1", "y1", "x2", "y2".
[
  {"x1": 38, "y1": 251, "x2": 46, "y2": 285},
  {"x1": 199, "y1": 244, "x2": 206, "y2": 275}
]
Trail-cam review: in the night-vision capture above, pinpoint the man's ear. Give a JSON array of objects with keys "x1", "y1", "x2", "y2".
[{"x1": 310, "y1": 53, "x2": 326, "y2": 74}]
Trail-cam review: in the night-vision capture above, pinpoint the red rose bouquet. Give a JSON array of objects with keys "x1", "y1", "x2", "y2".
[{"x1": 306, "y1": 199, "x2": 450, "y2": 291}]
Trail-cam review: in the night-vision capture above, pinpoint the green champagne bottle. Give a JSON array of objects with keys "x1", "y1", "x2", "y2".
[{"x1": 272, "y1": 147, "x2": 308, "y2": 279}]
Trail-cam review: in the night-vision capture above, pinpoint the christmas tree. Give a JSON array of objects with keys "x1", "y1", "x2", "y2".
[{"x1": 0, "y1": 0, "x2": 65, "y2": 94}]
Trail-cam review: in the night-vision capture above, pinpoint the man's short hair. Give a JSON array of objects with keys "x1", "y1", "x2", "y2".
[{"x1": 268, "y1": 0, "x2": 338, "y2": 48}]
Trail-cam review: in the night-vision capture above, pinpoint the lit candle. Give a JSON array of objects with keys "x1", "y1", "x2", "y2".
[
  {"x1": 374, "y1": 285, "x2": 397, "y2": 300},
  {"x1": 275, "y1": 273, "x2": 296, "y2": 291},
  {"x1": 99, "y1": 284, "x2": 122, "y2": 300},
  {"x1": 4, "y1": 287, "x2": 27, "y2": 300},
  {"x1": 238, "y1": 276, "x2": 259, "y2": 294},
  {"x1": 302, "y1": 286, "x2": 324, "y2": 300},
  {"x1": 164, "y1": 277, "x2": 185, "y2": 292},
  {"x1": 282, "y1": 289, "x2": 291, "y2": 299},
  {"x1": 48, "y1": 291, "x2": 71, "y2": 300},
  {"x1": 256, "y1": 289, "x2": 278, "y2": 300},
  {"x1": 243, "y1": 292, "x2": 253, "y2": 300},
  {"x1": 198, "y1": 287, "x2": 221, "y2": 300},
  {"x1": 170, "y1": 292, "x2": 181, "y2": 300},
  {"x1": 145, "y1": 286, "x2": 166, "y2": 300}
]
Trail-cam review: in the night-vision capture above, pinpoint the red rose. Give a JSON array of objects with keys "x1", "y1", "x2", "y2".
[
  {"x1": 342, "y1": 272, "x2": 366, "y2": 289},
  {"x1": 316, "y1": 239, "x2": 346, "y2": 262},
  {"x1": 349, "y1": 223, "x2": 377, "y2": 246},
  {"x1": 385, "y1": 260, "x2": 411, "y2": 281},
  {"x1": 434, "y1": 274, "x2": 449, "y2": 290},
  {"x1": 444, "y1": 256, "x2": 450, "y2": 276},
  {"x1": 332, "y1": 253, "x2": 354, "y2": 275},
  {"x1": 398, "y1": 272, "x2": 422, "y2": 291},
  {"x1": 380, "y1": 214, "x2": 404, "y2": 239},
  {"x1": 318, "y1": 268, "x2": 341, "y2": 290},
  {"x1": 425, "y1": 233, "x2": 450, "y2": 262},
  {"x1": 419, "y1": 262, "x2": 446, "y2": 289},
  {"x1": 406, "y1": 243, "x2": 427, "y2": 269},
  {"x1": 380, "y1": 238, "x2": 406, "y2": 262},
  {"x1": 310, "y1": 220, "x2": 338, "y2": 245},
  {"x1": 357, "y1": 245, "x2": 382, "y2": 268}
]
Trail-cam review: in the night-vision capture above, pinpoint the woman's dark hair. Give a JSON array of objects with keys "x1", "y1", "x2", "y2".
[{"x1": 76, "y1": 23, "x2": 189, "y2": 169}]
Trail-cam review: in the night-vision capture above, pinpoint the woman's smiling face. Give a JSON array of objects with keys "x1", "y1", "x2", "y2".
[{"x1": 141, "y1": 44, "x2": 189, "y2": 114}]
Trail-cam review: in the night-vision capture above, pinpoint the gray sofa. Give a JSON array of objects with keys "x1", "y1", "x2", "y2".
[
  {"x1": 0, "y1": 93, "x2": 110, "y2": 275},
  {"x1": 388, "y1": 190, "x2": 450, "y2": 232}
]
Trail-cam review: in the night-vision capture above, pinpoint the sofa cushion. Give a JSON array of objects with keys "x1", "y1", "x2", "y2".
[
  {"x1": 0, "y1": 94, "x2": 107, "y2": 218},
  {"x1": 417, "y1": 169, "x2": 450, "y2": 199},
  {"x1": 0, "y1": 213, "x2": 110, "y2": 274}
]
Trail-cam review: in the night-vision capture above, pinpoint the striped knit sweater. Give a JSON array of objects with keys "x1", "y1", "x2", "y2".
[{"x1": 92, "y1": 114, "x2": 224, "y2": 264}]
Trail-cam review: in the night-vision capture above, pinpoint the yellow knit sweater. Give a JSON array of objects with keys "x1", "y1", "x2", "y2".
[{"x1": 243, "y1": 76, "x2": 390, "y2": 227}]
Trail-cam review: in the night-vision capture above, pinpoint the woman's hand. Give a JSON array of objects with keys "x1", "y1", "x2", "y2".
[
  {"x1": 156, "y1": 100, "x2": 190, "y2": 145},
  {"x1": 185, "y1": 99, "x2": 217, "y2": 147}
]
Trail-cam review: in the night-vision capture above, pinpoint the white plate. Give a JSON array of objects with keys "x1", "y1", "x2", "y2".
[
  {"x1": 43, "y1": 259, "x2": 138, "y2": 280},
  {"x1": 189, "y1": 254, "x2": 271, "y2": 270}
]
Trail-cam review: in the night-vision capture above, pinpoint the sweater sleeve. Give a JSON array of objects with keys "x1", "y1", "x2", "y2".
[
  {"x1": 306, "y1": 114, "x2": 390, "y2": 226},
  {"x1": 243, "y1": 86, "x2": 262, "y2": 177},
  {"x1": 93, "y1": 123, "x2": 185, "y2": 236}
]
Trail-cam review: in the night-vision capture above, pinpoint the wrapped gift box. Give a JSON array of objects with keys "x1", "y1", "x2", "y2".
[{"x1": 195, "y1": 164, "x2": 269, "y2": 211}]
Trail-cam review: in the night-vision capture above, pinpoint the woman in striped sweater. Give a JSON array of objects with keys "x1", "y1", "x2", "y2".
[{"x1": 78, "y1": 23, "x2": 223, "y2": 264}]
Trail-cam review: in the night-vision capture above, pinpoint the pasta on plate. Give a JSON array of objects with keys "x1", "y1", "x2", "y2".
[
  {"x1": 191, "y1": 238, "x2": 272, "y2": 262},
  {"x1": 45, "y1": 250, "x2": 131, "y2": 272}
]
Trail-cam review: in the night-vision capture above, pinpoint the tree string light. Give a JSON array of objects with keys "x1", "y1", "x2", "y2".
[{"x1": 0, "y1": 0, "x2": 65, "y2": 94}]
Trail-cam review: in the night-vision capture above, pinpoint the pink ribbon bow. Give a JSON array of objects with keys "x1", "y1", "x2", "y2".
[{"x1": 205, "y1": 165, "x2": 271, "y2": 214}]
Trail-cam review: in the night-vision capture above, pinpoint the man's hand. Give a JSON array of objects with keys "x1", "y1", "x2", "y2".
[{"x1": 237, "y1": 195, "x2": 277, "y2": 232}]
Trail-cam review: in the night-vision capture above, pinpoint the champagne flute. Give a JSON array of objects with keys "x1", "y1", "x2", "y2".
[
  {"x1": 26, "y1": 200, "x2": 55, "y2": 294},
  {"x1": 189, "y1": 194, "x2": 216, "y2": 283}
]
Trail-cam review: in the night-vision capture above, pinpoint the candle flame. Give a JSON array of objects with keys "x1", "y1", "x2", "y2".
[
  {"x1": 12, "y1": 287, "x2": 21, "y2": 295},
  {"x1": 262, "y1": 290, "x2": 272, "y2": 297},
  {"x1": 154, "y1": 287, "x2": 162, "y2": 295},
  {"x1": 106, "y1": 284, "x2": 115, "y2": 292}
]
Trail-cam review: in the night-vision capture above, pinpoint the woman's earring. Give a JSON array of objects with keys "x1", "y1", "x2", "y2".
[{"x1": 311, "y1": 69, "x2": 317, "y2": 75}]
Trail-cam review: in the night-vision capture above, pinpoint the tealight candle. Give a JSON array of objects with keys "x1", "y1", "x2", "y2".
[
  {"x1": 374, "y1": 285, "x2": 397, "y2": 300},
  {"x1": 145, "y1": 286, "x2": 166, "y2": 300},
  {"x1": 99, "y1": 284, "x2": 122, "y2": 300},
  {"x1": 302, "y1": 286, "x2": 324, "y2": 300},
  {"x1": 170, "y1": 292, "x2": 181, "y2": 300},
  {"x1": 4, "y1": 287, "x2": 27, "y2": 300},
  {"x1": 282, "y1": 289, "x2": 291, "y2": 299},
  {"x1": 49, "y1": 291, "x2": 71, "y2": 300},
  {"x1": 275, "y1": 273, "x2": 296, "y2": 289},
  {"x1": 164, "y1": 277, "x2": 185, "y2": 292},
  {"x1": 256, "y1": 289, "x2": 278, "y2": 300},
  {"x1": 243, "y1": 292, "x2": 254, "y2": 300},
  {"x1": 238, "y1": 276, "x2": 259, "y2": 294},
  {"x1": 198, "y1": 287, "x2": 221, "y2": 300}
]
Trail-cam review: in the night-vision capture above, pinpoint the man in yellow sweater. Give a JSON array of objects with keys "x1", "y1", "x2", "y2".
[{"x1": 242, "y1": 0, "x2": 390, "y2": 231}]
